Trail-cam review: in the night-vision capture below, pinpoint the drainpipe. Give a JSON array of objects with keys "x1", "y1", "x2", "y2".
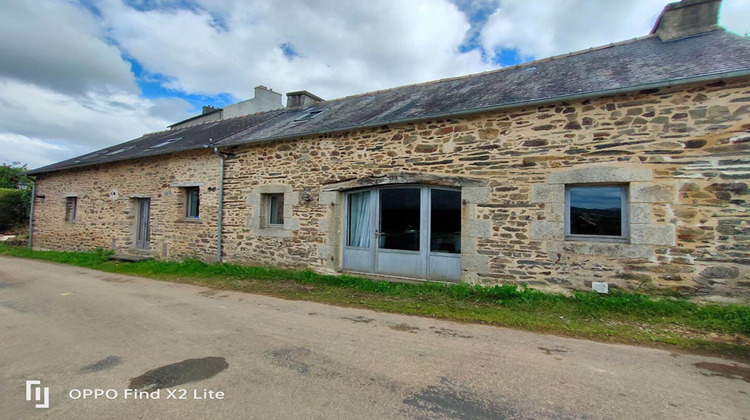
[
  {"x1": 212, "y1": 147, "x2": 225, "y2": 263},
  {"x1": 27, "y1": 181, "x2": 36, "y2": 249}
]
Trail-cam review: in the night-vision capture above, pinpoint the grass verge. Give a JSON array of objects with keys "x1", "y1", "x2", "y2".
[{"x1": 1, "y1": 244, "x2": 748, "y2": 360}]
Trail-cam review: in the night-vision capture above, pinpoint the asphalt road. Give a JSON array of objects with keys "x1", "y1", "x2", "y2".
[{"x1": 1, "y1": 256, "x2": 749, "y2": 419}]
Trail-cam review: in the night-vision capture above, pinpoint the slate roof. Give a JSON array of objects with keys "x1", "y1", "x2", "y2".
[{"x1": 29, "y1": 30, "x2": 750, "y2": 175}]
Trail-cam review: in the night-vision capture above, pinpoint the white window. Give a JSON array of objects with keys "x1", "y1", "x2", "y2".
[
  {"x1": 565, "y1": 185, "x2": 628, "y2": 241},
  {"x1": 265, "y1": 193, "x2": 284, "y2": 227},
  {"x1": 185, "y1": 187, "x2": 200, "y2": 218}
]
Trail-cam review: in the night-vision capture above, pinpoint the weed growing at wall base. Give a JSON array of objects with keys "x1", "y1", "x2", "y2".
[{"x1": 0, "y1": 244, "x2": 747, "y2": 360}]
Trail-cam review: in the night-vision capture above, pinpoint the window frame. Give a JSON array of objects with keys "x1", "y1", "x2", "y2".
[
  {"x1": 184, "y1": 187, "x2": 200, "y2": 219},
  {"x1": 265, "y1": 193, "x2": 284, "y2": 227},
  {"x1": 564, "y1": 184, "x2": 629, "y2": 243},
  {"x1": 64, "y1": 196, "x2": 78, "y2": 222},
  {"x1": 343, "y1": 186, "x2": 461, "y2": 254}
]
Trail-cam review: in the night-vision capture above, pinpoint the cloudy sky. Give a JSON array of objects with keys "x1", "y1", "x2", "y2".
[{"x1": 1, "y1": 0, "x2": 748, "y2": 170}]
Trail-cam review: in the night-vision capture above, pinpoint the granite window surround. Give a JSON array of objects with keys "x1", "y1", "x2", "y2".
[
  {"x1": 531, "y1": 165, "x2": 676, "y2": 259},
  {"x1": 247, "y1": 184, "x2": 300, "y2": 238}
]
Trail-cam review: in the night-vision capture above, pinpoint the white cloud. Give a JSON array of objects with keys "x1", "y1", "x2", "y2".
[
  {"x1": 480, "y1": 0, "x2": 666, "y2": 60},
  {"x1": 0, "y1": 0, "x2": 136, "y2": 95},
  {"x1": 479, "y1": 0, "x2": 750, "y2": 61},
  {"x1": 0, "y1": 133, "x2": 72, "y2": 170},
  {"x1": 0, "y1": 78, "x2": 189, "y2": 167},
  {"x1": 720, "y1": 0, "x2": 750, "y2": 37},
  {"x1": 96, "y1": 0, "x2": 492, "y2": 100}
]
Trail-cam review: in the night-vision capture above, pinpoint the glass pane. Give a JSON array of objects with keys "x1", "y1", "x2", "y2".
[
  {"x1": 569, "y1": 186, "x2": 623, "y2": 236},
  {"x1": 187, "y1": 189, "x2": 199, "y2": 217},
  {"x1": 430, "y1": 189, "x2": 461, "y2": 253},
  {"x1": 269, "y1": 195, "x2": 283, "y2": 225},
  {"x1": 347, "y1": 191, "x2": 371, "y2": 248},
  {"x1": 379, "y1": 188, "x2": 420, "y2": 251}
]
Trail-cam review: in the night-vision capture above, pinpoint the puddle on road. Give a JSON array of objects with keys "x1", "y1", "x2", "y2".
[
  {"x1": 100, "y1": 277, "x2": 132, "y2": 283},
  {"x1": 389, "y1": 324, "x2": 419, "y2": 333},
  {"x1": 0, "y1": 301, "x2": 28, "y2": 313},
  {"x1": 266, "y1": 347, "x2": 341, "y2": 379},
  {"x1": 129, "y1": 357, "x2": 229, "y2": 391},
  {"x1": 81, "y1": 356, "x2": 122, "y2": 373},
  {"x1": 402, "y1": 377, "x2": 516, "y2": 419},
  {"x1": 340, "y1": 316, "x2": 375, "y2": 324},
  {"x1": 430, "y1": 327, "x2": 473, "y2": 339},
  {"x1": 694, "y1": 362, "x2": 750, "y2": 383},
  {"x1": 538, "y1": 347, "x2": 568, "y2": 356},
  {"x1": 198, "y1": 290, "x2": 229, "y2": 298}
]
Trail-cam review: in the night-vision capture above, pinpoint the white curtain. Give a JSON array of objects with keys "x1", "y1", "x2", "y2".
[{"x1": 348, "y1": 191, "x2": 371, "y2": 248}]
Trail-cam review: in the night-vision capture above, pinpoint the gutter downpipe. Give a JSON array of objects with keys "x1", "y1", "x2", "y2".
[
  {"x1": 27, "y1": 181, "x2": 36, "y2": 249},
  {"x1": 212, "y1": 147, "x2": 225, "y2": 263}
]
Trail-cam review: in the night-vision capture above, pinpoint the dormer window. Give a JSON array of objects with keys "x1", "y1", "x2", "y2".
[{"x1": 294, "y1": 109, "x2": 325, "y2": 122}]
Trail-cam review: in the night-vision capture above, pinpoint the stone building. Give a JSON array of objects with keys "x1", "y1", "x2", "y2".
[{"x1": 28, "y1": 0, "x2": 750, "y2": 298}]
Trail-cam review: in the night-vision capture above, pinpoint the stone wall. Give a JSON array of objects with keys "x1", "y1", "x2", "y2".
[
  {"x1": 220, "y1": 77, "x2": 750, "y2": 298},
  {"x1": 31, "y1": 76, "x2": 750, "y2": 298},
  {"x1": 32, "y1": 150, "x2": 221, "y2": 261}
]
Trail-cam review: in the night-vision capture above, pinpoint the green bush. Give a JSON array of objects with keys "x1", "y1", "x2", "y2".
[{"x1": 0, "y1": 188, "x2": 25, "y2": 232}]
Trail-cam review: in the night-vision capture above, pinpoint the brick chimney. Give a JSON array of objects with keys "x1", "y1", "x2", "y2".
[
  {"x1": 286, "y1": 91, "x2": 324, "y2": 109},
  {"x1": 651, "y1": 0, "x2": 721, "y2": 42}
]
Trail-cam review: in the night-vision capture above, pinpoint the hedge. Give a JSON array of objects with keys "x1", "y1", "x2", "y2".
[{"x1": 0, "y1": 188, "x2": 25, "y2": 232}]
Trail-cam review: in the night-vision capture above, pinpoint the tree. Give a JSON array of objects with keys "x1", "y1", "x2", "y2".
[
  {"x1": 0, "y1": 162, "x2": 33, "y2": 233},
  {"x1": 0, "y1": 162, "x2": 32, "y2": 189}
]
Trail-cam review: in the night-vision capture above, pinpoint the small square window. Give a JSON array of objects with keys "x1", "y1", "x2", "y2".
[
  {"x1": 185, "y1": 187, "x2": 200, "y2": 218},
  {"x1": 65, "y1": 197, "x2": 77, "y2": 222},
  {"x1": 266, "y1": 193, "x2": 284, "y2": 226},
  {"x1": 565, "y1": 185, "x2": 628, "y2": 241}
]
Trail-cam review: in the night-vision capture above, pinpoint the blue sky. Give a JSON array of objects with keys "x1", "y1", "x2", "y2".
[{"x1": 0, "y1": 0, "x2": 748, "y2": 169}]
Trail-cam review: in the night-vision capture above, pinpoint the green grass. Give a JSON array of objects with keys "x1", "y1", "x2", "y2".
[{"x1": 1, "y1": 243, "x2": 748, "y2": 360}]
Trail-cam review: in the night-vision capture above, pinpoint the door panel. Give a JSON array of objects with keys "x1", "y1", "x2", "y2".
[
  {"x1": 430, "y1": 189, "x2": 461, "y2": 254},
  {"x1": 343, "y1": 191, "x2": 375, "y2": 273},
  {"x1": 135, "y1": 198, "x2": 150, "y2": 250},
  {"x1": 378, "y1": 188, "x2": 420, "y2": 251},
  {"x1": 376, "y1": 250, "x2": 423, "y2": 278},
  {"x1": 342, "y1": 186, "x2": 462, "y2": 282},
  {"x1": 428, "y1": 254, "x2": 461, "y2": 280}
]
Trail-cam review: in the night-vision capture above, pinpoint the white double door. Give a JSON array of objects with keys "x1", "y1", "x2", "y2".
[{"x1": 342, "y1": 186, "x2": 461, "y2": 281}]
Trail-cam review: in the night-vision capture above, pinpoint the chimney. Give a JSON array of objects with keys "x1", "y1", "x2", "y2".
[
  {"x1": 221, "y1": 85, "x2": 283, "y2": 119},
  {"x1": 202, "y1": 106, "x2": 217, "y2": 115},
  {"x1": 286, "y1": 91, "x2": 324, "y2": 109},
  {"x1": 651, "y1": 0, "x2": 721, "y2": 42},
  {"x1": 252, "y1": 85, "x2": 283, "y2": 107}
]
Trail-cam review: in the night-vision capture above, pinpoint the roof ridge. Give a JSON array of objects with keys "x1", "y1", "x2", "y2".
[
  {"x1": 141, "y1": 106, "x2": 288, "y2": 137},
  {"x1": 316, "y1": 34, "x2": 660, "y2": 106}
]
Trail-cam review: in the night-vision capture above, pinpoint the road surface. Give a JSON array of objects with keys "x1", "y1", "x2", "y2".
[{"x1": 1, "y1": 256, "x2": 748, "y2": 419}]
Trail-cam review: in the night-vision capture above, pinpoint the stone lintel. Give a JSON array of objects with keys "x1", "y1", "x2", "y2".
[
  {"x1": 321, "y1": 172, "x2": 486, "y2": 192},
  {"x1": 548, "y1": 166, "x2": 653, "y2": 185}
]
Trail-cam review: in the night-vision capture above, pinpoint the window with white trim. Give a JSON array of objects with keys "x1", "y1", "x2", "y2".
[{"x1": 565, "y1": 185, "x2": 628, "y2": 241}]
